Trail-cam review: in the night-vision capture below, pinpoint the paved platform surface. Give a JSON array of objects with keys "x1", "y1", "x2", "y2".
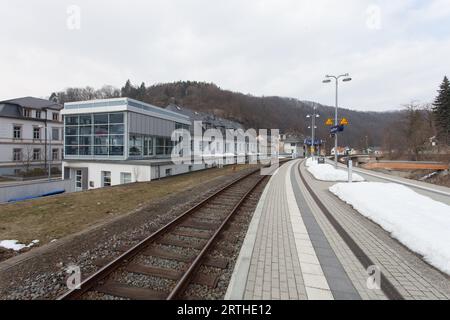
[{"x1": 226, "y1": 159, "x2": 450, "y2": 300}]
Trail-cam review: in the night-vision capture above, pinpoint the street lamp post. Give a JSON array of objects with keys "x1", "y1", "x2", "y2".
[
  {"x1": 306, "y1": 104, "x2": 320, "y2": 159},
  {"x1": 323, "y1": 73, "x2": 352, "y2": 168},
  {"x1": 39, "y1": 124, "x2": 52, "y2": 181}
]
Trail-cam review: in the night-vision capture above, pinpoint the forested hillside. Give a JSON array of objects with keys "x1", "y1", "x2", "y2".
[{"x1": 50, "y1": 80, "x2": 404, "y2": 148}]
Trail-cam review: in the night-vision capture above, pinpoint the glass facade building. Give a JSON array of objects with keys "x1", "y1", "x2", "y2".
[{"x1": 62, "y1": 98, "x2": 191, "y2": 161}]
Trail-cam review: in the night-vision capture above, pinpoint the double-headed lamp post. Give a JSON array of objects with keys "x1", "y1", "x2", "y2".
[
  {"x1": 322, "y1": 73, "x2": 352, "y2": 168},
  {"x1": 306, "y1": 104, "x2": 320, "y2": 159}
]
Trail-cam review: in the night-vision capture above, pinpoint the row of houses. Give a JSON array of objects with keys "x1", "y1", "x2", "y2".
[
  {"x1": 4, "y1": 96, "x2": 360, "y2": 193},
  {"x1": 0, "y1": 96, "x2": 262, "y2": 192}
]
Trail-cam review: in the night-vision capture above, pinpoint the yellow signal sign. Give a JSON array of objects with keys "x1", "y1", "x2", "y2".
[
  {"x1": 325, "y1": 118, "x2": 334, "y2": 126},
  {"x1": 340, "y1": 118, "x2": 349, "y2": 126}
]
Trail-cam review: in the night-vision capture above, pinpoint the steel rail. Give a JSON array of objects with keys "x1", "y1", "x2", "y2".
[
  {"x1": 166, "y1": 174, "x2": 267, "y2": 299},
  {"x1": 57, "y1": 167, "x2": 263, "y2": 300}
]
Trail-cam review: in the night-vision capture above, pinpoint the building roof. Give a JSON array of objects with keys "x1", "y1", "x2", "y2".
[
  {"x1": 63, "y1": 98, "x2": 191, "y2": 125},
  {"x1": 283, "y1": 134, "x2": 305, "y2": 144},
  {"x1": 166, "y1": 104, "x2": 243, "y2": 130},
  {"x1": 0, "y1": 96, "x2": 63, "y2": 111}
]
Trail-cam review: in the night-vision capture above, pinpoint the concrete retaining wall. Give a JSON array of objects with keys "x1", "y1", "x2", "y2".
[{"x1": 0, "y1": 179, "x2": 74, "y2": 204}]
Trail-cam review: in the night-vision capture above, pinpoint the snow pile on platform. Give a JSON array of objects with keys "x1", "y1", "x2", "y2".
[
  {"x1": 0, "y1": 239, "x2": 39, "y2": 251},
  {"x1": 305, "y1": 158, "x2": 318, "y2": 167},
  {"x1": 307, "y1": 160, "x2": 364, "y2": 182},
  {"x1": 329, "y1": 182, "x2": 450, "y2": 275}
]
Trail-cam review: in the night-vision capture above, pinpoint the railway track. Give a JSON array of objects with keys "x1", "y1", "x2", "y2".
[{"x1": 57, "y1": 166, "x2": 273, "y2": 300}]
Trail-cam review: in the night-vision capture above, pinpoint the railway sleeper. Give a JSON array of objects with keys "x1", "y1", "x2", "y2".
[
  {"x1": 126, "y1": 263, "x2": 219, "y2": 288},
  {"x1": 157, "y1": 237, "x2": 206, "y2": 250},
  {"x1": 95, "y1": 282, "x2": 168, "y2": 300},
  {"x1": 143, "y1": 247, "x2": 228, "y2": 269},
  {"x1": 173, "y1": 229, "x2": 212, "y2": 239}
]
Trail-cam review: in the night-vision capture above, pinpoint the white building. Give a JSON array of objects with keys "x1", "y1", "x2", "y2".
[
  {"x1": 0, "y1": 97, "x2": 63, "y2": 176},
  {"x1": 62, "y1": 98, "x2": 250, "y2": 191},
  {"x1": 278, "y1": 135, "x2": 305, "y2": 158}
]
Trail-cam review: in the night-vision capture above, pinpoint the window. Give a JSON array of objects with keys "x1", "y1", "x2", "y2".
[
  {"x1": 175, "y1": 122, "x2": 190, "y2": 131},
  {"x1": 120, "y1": 172, "x2": 132, "y2": 184},
  {"x1": 102, "y1": 171, "x2": 111, "y2": 187},
  {"x1": 52, "y1": 128, "x2": 59, "y2": 141},
  {"x1": 75, "y1": 170, "x2": 82, "y2": 191},
  {"x1": 33, "y1": 149, "x2": 41, "y2": 161},
  {"x1": 64, "y1": 112, "x2": 125, "y2": 157},
  {"x1": 156, "y1": 137, "x2": 165, "y2": 155},
  {"x1": 35, "y1": 111, "x2": 41, "y2": 119},
  {"x1": 52, "y1": 149, "x2": 59, "y2": 160},
  {"x1": 13, "y1": 149, "x2": 22, "y2": 161},
  {"x1": 13, "y1": 125, "x2": 22, "y2": 139},
  {"x1": 109, "y1": 113, "x2": 124, "y2": 123},
  {"x1": 52, "y1": 113, "x2": 59, "y2": 121},
  {"x1": 33, "y1": 127, "x2": 41, "y2": 140},
  {"x1": 65, "y1": 115, "x2": 79, "y2": 125},
  {"x1": 23, "y1": 109, "x2": 31, "y2": 117},
  {"x1": 155, "y1": 137, "x2": 173, "y2": 156},
  {"x1": 165, "y1": 168, "x2": 172, "y2": 176},
  {"x1": 129, "y1": 135, "x2": 143, "y2": 156},
  {"x1": 94, "y1": 114, "x2": 108, "y2": 124}
]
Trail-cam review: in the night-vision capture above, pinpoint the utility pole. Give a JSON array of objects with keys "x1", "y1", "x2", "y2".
[
  {"x1": 323, "y1": 73, "x2": 352, "y2": 168},
  {"x1": 307, "y1": 104, "x2": 320, "y2": 159}
]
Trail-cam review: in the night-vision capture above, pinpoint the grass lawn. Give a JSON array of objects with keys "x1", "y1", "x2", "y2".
[{"x1": 0, "y1": 165, "x2": 253, "y2": 246}]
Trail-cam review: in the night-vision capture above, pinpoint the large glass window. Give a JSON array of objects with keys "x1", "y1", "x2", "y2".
[
  {"x1": 129, "y1": 135, "x2": 143, "y2": 156},
  {"x1": 109, "y1": 113, "x2": 124, "y2": 124},
  {"x1": 65, "y1": 146, "x2": 78, "y2": 155},
  {"x1": 110, "y1": 135, "x2": 124, "y2": 146},
  {"x1": 94, "y1": 114, "x2": 108, "y2": 124},
  {"x1": 79, "y1": 126, "x2": 92, "y2": 135},
  {"x1": 109, "y1": 124, "x2": 124, "y2": 134},
  {"x1": 64, "y1": 112, "x2": 125, "y2": 157},
  {"x1": 79, "y1": 115, "x2": 92, "y2": 125},
  {"x1": 156, "y1": 137, "x2": 165, "y2": 155},
  {"x1": 65, "y1": 116, "x2": 79, "y2": 125},
  {"x1": 66, "y1": 136, "x2": 78, "y2": 145},
  {"x1": 66, "y1": 126, "x2": 78, "y2": 136}
]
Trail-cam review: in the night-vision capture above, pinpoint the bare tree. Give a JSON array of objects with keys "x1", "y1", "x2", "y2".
[
  {"x1": 402, "y1": 102, "x2": 434, "y2": 160},
  {"x1": 21, "y1": 145, "x2": 34, "y2": 173}
]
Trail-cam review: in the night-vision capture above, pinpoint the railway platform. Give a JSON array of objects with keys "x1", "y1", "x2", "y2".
[{"x1": 226, "y1": 159, "x2": 450, "y2": 300}]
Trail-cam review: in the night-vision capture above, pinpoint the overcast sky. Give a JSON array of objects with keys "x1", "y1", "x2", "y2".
[{"x1": 1, "y1": 0, "x2": 449, "y2": 111}]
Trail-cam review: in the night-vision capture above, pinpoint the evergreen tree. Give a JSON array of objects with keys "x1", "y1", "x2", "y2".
[
  {"x1": 137, "y1": 82, "x2": 146, "y2": 100},
  {"x1": 49, "y1": 92, "x2": 58, "y2": 103},
  {"x1": 433, "y1": 76, "x2": 450, "y2": 145},
  {"x1": 121, "y1": 79, "x2": 133, "y2": 98}
]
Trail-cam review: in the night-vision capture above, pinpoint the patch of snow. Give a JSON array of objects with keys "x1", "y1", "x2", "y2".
[
  {"x1": 307, "y1": 161, "x2": 364, "y2": 182},
  {"x1": 329, "y1": 182, "x2": 450, "y2": 275},
  {"x1": 419, "y1": 171, "x2": 438, "y2": 181},
  {"x1": 0, "y1": 239, "x2": 40, "y2": 251},
  {"x1": 305, "y1": 158, "x2": 318, "y2": 167}
]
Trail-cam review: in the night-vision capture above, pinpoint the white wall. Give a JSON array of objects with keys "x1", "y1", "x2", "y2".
[
  {"x1": 63, "y1": 161, "x2": 152, "y2": 189},
  {"x1": 0, "y1": 116, "x2": 63, "y2": 170}
]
